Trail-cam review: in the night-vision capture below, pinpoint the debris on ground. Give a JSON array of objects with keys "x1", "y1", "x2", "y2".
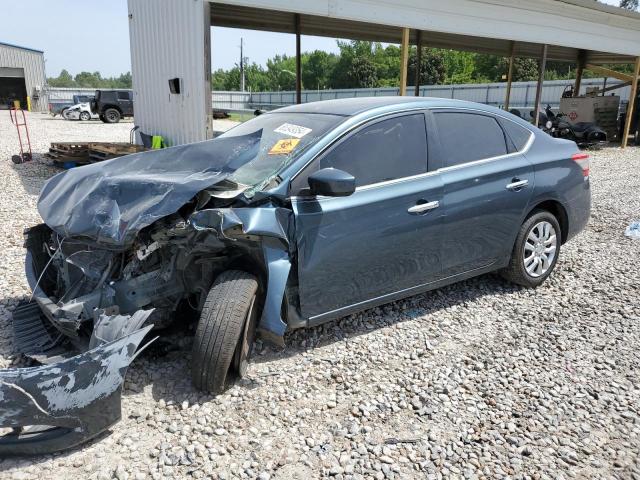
[{"x1": 625, "y1": 221, "x2": 640, "y2": 239}]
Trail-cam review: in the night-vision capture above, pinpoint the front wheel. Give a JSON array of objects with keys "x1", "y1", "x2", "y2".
[
  {"x1": 191, "y1": 270, "x2": 259, "y2": 393},
  {"x1": 79, "y1": 111, "x2": 91, "y2": 121},
  {"x1": 501, "y1": 210, "x2": 561, "y2": 288}
]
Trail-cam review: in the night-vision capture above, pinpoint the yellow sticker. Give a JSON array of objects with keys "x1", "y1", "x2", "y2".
[{"x1": 268, "y1": 138, "x2": 300, "y2": 155}]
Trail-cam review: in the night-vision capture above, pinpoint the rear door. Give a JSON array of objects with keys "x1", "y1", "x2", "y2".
[
  {"x1": 117, "y1": 91, "x2": 133, "y2": 115},
  {"x1": 291, "y1": 112, "x2": 444, "y2": 322},
  {"x1": 429, "y1": 109, "x2": 535, "y2": 277}
]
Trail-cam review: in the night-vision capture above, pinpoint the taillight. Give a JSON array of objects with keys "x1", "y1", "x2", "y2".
[{"x1": 572, "y1": 152, "x2": 590, "y2": 177}]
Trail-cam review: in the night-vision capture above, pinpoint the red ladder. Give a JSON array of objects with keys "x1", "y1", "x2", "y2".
[{"x1": 9, "y1": 108, "x2": 33, "y2": 164}]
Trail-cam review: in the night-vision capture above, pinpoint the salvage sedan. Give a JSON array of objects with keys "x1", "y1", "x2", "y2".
[{"x1": 1, "y1": 97, "x2": 591, "y2": 454}]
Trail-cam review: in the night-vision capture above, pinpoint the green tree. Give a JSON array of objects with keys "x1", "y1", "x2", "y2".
[
  {"x1": 47, "y1": 69, "x2": 76, "y2": 87},
  {"x1": 74, "y1": 71, "x2": 103, "y2": 87},
  {"x1": 345, "y1": 57, "x2": 378, "y2": 88},
  {"x1": 408, "y1": 48, "x2": 446, "y2": 87},
  {"x1": 620, "y1": 0, "x2": 638, "y2": 10},
  {"x1": 302, "y1": 50, "x2": 339, "y2": 90}
]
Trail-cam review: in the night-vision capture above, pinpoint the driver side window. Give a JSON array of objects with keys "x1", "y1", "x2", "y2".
[{"x1": 292, "y1": 113, "x2": 428, "y2": 193}]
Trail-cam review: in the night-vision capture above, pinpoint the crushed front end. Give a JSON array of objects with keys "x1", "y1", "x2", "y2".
[{"x1": 0, "y1": 112, "x2": 331, "y2": 455}]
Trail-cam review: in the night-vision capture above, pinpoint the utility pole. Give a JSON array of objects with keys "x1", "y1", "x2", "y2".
[{"x1": 240, "y1": 37, "x2": 245, "y2": 92}]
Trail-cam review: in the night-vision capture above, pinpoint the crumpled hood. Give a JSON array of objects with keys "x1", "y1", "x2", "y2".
[{"x1": 38, "y1": 132, "x2": 261, "y2": 248}]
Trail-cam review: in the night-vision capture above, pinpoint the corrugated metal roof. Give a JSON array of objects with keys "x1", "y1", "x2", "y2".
[
  {"x1": 0, "y1": 41, "x2": 44, "y2": 54},
  {"x1": 210, "y1": 0, "x2": 639, "y2": 63}
]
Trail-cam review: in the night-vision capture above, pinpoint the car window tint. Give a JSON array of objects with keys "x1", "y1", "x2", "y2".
[
  {"x1": 498, "y1": 118, "x2": 532, "y2": 152},
  {"x1": 117, "y1": 91, "x2": 130, "y2": 100},
  {"x1": 434, "y1": 112, "x2": 507, "y2": 167},
  {"x1": 319, "y1": 114, "x2": 427, "y2": 187}
]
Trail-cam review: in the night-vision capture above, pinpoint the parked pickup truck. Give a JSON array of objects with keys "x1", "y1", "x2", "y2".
[
  {"x1": 90, "y1": 89, "x2": 134, "y2": 123},
  {"x1": 49, "y1": 94, "x2": 94, "y2": 117}
]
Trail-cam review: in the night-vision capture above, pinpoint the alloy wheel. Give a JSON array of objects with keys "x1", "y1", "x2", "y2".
[{"x1": 523, "y1": 221, "x2": 557, "y2": 278}]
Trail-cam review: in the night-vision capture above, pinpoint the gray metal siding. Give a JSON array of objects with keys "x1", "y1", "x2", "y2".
[
  {"x1": 47, "y1": 88, "x2": 97, "y2": 101},
  {"x1": 128, "y1": 0, "x2": 212, "y2": 145},
  {"x1": 232, "y1": 78, "x2": 628, "y2": 112},
  {"x1": 0, "y1": 44, "x2": 47, "y2": 111}
]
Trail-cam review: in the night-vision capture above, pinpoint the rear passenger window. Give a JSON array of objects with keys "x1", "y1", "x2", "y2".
[
  {"x1": 117, "y1": 91, "x2": 130, "y2": 100},
  {"x1": 319, "y1": 114, "x2": 428, "y2": 187},
  {"x1": 434, "y1": 112, "x2": 507, "y2": 168},
  {"x1": 498, "y1": 118, "x2": 533, "y2": 152}
]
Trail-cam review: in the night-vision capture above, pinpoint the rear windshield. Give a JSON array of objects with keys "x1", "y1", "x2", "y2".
[{"x1": 219, "y1": 112, "x2": 344, "y2": 193}]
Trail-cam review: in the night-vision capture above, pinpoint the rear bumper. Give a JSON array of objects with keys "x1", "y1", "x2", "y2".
[{"x1": 566, "y1": 178, "x2": 591, "y2": 242}]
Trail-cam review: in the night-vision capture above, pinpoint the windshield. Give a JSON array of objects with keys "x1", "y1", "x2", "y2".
[{"x1": 218, "y1": 112, "x2": 344, "y2": 194}]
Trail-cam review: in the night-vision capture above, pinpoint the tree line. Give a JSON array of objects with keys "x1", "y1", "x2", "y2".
[
  {"x1": 48, "y1": 36, "x2": 636, "y2": 93},
  {"x1": 211, "y1": 40, "x2": 629, "y2": 93},
  {"x1": 47, "y1": 70, "x2": 132, "y2": 89}
]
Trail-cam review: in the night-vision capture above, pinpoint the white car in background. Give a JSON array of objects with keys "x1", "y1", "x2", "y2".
[{"x1": 63, "y1": 102, "x2": 98, "y2": 121}]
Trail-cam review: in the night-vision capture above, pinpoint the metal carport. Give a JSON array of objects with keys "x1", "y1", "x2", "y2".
[{"x1": 127, "y1": 0, "x2": 640, "y2": 146}]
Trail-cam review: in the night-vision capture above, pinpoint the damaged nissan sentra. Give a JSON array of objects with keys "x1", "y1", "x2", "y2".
[{"x1": 1, "y1": 97, "x2": 591, "y2": 455}]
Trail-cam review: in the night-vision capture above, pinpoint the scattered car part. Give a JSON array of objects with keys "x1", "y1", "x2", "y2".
[{"x1": 0, "y1": 314, "x2": 154, "y2": 456}]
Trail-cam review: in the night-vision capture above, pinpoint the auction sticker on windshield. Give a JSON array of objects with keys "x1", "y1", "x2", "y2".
[
  {"x1": 268, "y1": 138, "x2": 300, "y2": 155},
  {"x1": 274, "y1": 123, "x2": 312, "y2": 138}
]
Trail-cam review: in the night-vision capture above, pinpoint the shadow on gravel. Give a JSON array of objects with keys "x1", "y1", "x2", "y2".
[
  {"x1": 9, "y1": 154, "x2": 60, "y2": 197},
  {"x1": 250, "y1": 272, "x2": 521, "y2": 368}
]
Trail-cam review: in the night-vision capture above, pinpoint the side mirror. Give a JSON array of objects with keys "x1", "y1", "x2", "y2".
[{"x1": 308, "y1": 168, "x2": 356, "y2": 197}]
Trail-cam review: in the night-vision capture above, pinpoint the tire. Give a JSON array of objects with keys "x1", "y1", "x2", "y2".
[
  {"x1": 60, "y1": 108, "x2": 69, "y2": 119},
  {"x1": 103, "y1": 108, "x2": 121, "y2": 123},
  {"x1": 501, "y1": 210, "x2": 561, "y2": 288},
  {"x1": 191, "y1": 270, "x2": 259, "y2": 393},
  {"x1": 79, "y1": 111, "x2": 91, "y2": 121}
]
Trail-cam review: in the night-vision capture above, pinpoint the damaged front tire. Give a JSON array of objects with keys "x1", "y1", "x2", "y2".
[{"x1": 191, "y1": 270, "x2": 258, "y2": 393}]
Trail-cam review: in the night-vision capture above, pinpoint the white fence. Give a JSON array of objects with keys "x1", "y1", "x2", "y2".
[
  {"x1": 46, "y1": 87, "x2": 97, "y2": 101},
  {"x1": 47, "y1": 77, "x2": 629, "y2": 115},
  {"x1": 211, "y1": 77, "x2": 629, "y2": 114}
]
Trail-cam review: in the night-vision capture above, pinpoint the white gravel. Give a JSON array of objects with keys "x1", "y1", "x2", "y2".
[{"x1": 0, "y1": 112, "x2": 639, "y2": 480}]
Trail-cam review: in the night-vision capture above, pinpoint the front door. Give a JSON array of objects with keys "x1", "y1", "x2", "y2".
[
  {"x1": 429, "y1": 110, "x2": 535, "y2": 276},
  {"x1": 291, "y1": 113, "x2": 444, "y2": 322}
]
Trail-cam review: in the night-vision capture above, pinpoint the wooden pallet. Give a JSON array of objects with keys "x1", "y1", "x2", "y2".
[
  {"x1": 88, "y1": 143, "x2": 147, "y2": 162},
  {"x1": 47, "y1": 142, "x2": 149, "y2": 167},
  {"x1": 49, "y1": 142, "x2": 89, "y2": 156}
]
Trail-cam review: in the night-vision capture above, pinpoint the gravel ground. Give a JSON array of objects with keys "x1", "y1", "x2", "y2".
[{"x1": 0, "y1": 112, "x2": 639, "y2": 480}]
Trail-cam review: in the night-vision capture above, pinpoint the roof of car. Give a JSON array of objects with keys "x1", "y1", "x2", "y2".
[{"x1": 272, "y1": 96, "x2": 495, "y2": 117}]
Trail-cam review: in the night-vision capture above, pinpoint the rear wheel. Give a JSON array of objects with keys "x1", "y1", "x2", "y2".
[
  {"x1": 79, "y1": 111, "x2": 91, "y2": 121},
  {"x1": 501, "y1": 210, "x2": 561, "y2": 288},
  {"x1": 103, "y1": 108, "x2": 121, "y2": 123},
  {"x1": 191, "y1": 270, "x2": 259, "y2": 393}
]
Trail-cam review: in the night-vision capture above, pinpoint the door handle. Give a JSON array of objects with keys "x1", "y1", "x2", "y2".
[
  {"x1": 408, "y1": 200, "x2": 440, "y2": 214},
  {"x1": 506, "y1": 179, "x2": 529, "y2": 191}
]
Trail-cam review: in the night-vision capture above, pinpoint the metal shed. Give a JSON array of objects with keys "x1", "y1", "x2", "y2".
[
  {"x1": 0, "y1": 42, "x2": 47, "y2": 112},
  {"x1": 127, "y1": 0, "x2": 640, "y2": 146}
]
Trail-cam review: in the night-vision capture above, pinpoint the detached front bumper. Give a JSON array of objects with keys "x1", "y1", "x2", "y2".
[
  {"x1": 0, "y1": 325, "x2": 151, "y2": 456},
  {"x1": 0, "y1": 251, "x2": 155, "y2": 456}
]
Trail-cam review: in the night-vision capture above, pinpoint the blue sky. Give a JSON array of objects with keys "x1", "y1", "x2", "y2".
[{"x1": 1, "y1": 0, "x2": 623, "y2": 78}]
